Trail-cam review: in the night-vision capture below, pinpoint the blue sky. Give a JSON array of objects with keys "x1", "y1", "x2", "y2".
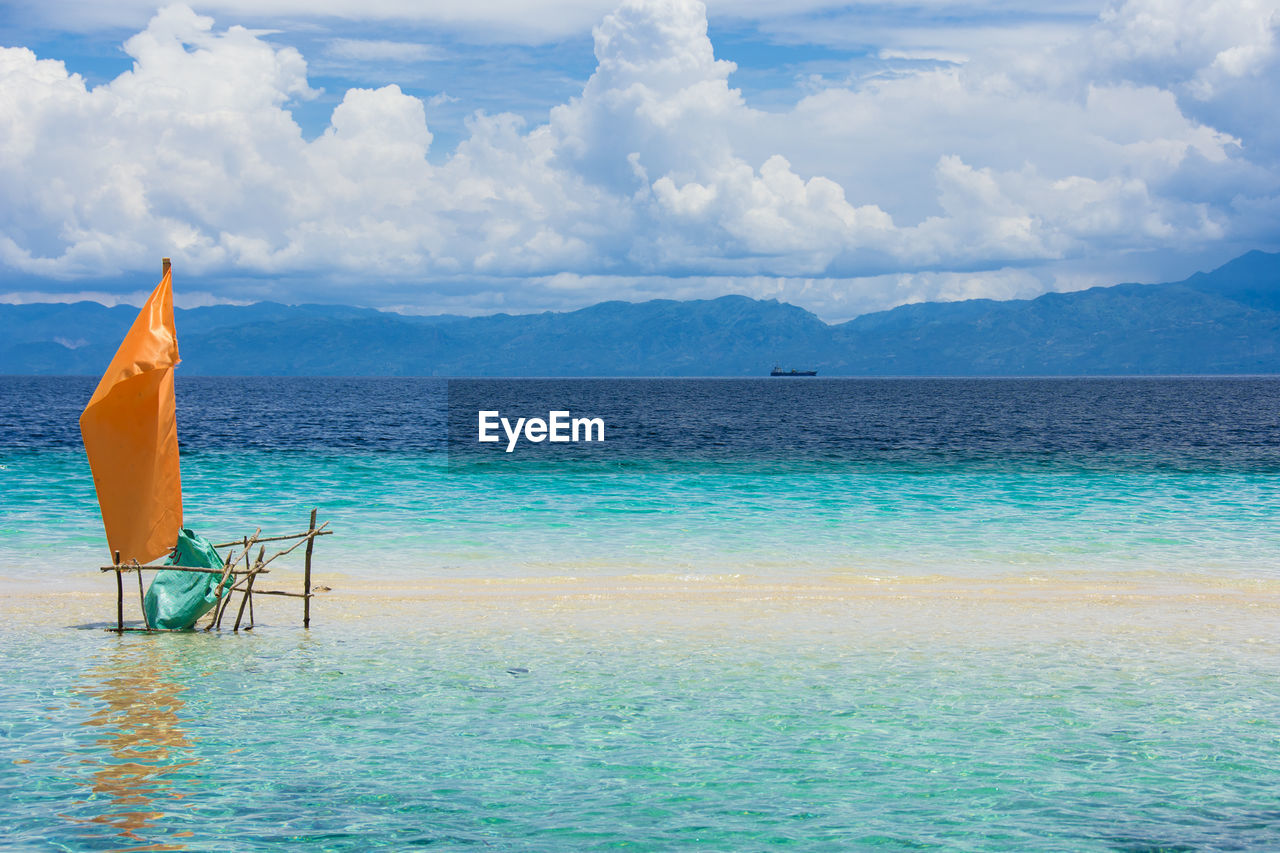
[{"x1": 0, "y1": 0, "x2": 1276, "y2": 319}]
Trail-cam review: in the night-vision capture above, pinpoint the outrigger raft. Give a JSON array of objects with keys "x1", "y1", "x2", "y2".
[{"x1": 80, "y1": 258, "x2": 331, "y2": 632}]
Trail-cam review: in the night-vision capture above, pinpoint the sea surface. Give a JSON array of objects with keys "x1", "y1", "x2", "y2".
[{"x1": 1, "y1": 376, "x2": 1279, "y2": 850}]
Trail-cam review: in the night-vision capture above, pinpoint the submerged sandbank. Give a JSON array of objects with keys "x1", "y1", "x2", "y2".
[{"x1": 4, "y1": 572, "x2": 1276, "y2": 651}]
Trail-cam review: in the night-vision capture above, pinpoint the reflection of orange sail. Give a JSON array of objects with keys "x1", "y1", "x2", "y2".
[
  {"x1": 75, "y1": 642, "x2": 197, "y2": 850},
  {"x1": 80, "y1": 264, "x2": 182, "y2": 565}
]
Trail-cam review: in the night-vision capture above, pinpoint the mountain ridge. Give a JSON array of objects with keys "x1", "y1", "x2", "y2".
[{"x1": 2, "y1": 251, "x2": 1277, "y2": 375}]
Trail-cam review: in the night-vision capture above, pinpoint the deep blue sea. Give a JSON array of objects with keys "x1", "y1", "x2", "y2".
[{"x1": 1, "y1": 376, "x2": 1278, "y2": 850}]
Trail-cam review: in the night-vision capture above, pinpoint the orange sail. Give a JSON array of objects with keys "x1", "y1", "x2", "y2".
[{"x1": 80, "y1": 263, "x2": 183, "y2": 565}]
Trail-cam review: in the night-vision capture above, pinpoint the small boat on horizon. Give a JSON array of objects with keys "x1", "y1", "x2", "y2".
[{"x1": 770, "y1": 365, "x2": 818, "y2": 377}]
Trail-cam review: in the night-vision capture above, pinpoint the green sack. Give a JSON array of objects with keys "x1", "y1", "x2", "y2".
[{"x1": 144, "y1": 528, "x2": 228, "y2": 630}]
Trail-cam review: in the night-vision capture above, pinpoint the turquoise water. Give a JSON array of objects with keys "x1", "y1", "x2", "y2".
[
  {"x1": 4, "y1": 448, "x2": 1280, "y2": 582},
  {"x1": 3, "y1": 612, "x2": 1278, "y2": 850},
  {"x1": 2, "y1": 377, "x2": 1280, "y2": 849}
]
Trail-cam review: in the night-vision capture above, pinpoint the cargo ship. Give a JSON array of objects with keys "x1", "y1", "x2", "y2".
[{"x1": 770, "y1": 366, "x2": 818, "y2": 376}]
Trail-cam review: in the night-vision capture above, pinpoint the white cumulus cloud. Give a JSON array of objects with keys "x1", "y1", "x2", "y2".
[{"x1": 0, "y1": 0, "x2": 1277, "y2": 316}]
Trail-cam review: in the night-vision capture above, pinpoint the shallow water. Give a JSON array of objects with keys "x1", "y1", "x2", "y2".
[
  {"x1": 3, "y1": 595, "x2": 1278, "y2": 851},
  {"x1": 5, "y1": 446, "x2": 1280, "y2": 585},
  {"x1": 2, "y1": 377, "x2": 1279, "y2": 849}
]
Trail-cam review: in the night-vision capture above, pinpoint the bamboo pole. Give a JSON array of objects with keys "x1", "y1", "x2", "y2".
[
  {"x1": 303, "y1": 508, "x2": 317, "y2": 628},
  {"x1": 209, "y1": 529, "x2": 261, "y2": 629},
  {"x1": 248, "y1": 522, "x2": 328, "y2": 573},
  {"x1": 206, "y1": 542, "x2": 243, "y2": 631},
  {"x1": 215, "y1": 542, "x2": 255, "y2": 631},
  {"x1": 162, "y1": 257, "x2": 170, "y2": 275},
  {"x1": 114, "y1": 550, "x2": 123, "y2": 633},
  {"x1": 233, "y1": 562, "x2": 261, "y2": 631},
  {"x1": 136, "y1": 563, "x2": 151, "y2": 631},
  {"x1": 256, "y1": 540, "x2": 266, "y2": 622},
  {"x1": 214, "y1": 585, "x2": 231, "y2": 631},
  {"x1": 213, "y1": 550, "x2": 245, "y2": 631},
  {"x1": 210, "y1": 530, "x2": 331, "y2": 549},
  {"x1": 99, "y1": 565, "x2": 268, "y2": 575}
]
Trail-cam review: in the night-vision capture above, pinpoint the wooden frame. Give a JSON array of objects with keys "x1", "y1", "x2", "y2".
[{"x1": 100, "y1": 508, "x2": 332, "y2": 633}]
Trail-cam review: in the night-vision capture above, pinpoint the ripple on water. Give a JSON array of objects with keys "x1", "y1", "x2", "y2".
[{"x1": 1, "y1": 605, "x2": 1277, "y2": 851}]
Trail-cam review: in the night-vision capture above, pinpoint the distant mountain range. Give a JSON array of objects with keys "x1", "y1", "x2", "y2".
[{"x1": 2, "y1": 250, "x2": 1278, "y2": 376}]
